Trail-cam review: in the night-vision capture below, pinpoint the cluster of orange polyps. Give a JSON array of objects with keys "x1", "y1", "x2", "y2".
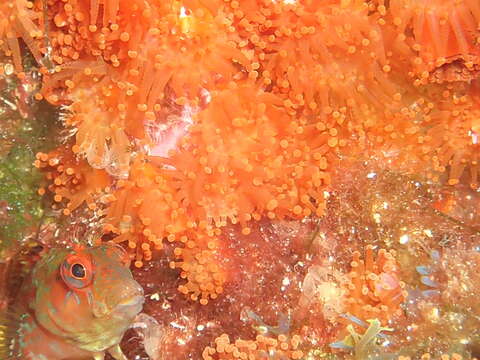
[
  {"x1": 34, "y1": 146, "x2": 111, "y2": 216},
  {"x1": 202, "y1": 334, "x2": 303, "y2": 360},
  {"x1": 343, "y1": 245, "x2": 408, "y2": 326},
  {"x1": 3, "y1": 0, "x2": 480, "y2": 304},
  {"x1": 298, "y1": 245, "x2": 407, "y2": 343}
]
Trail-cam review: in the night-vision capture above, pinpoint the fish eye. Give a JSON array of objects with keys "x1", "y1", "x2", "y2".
[
  {"x1": 71, "y1": 263, "x2": 86, "y2": 279},
  {"x1": 61, "y1": 253, "x2": 93, "y2": 290}
]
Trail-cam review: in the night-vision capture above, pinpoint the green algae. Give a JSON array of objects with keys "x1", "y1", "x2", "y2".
[
  {"x1": 0, "y1": 145, "x2": 43, "y2": 243},
  {"x1": 0, "y1": 66, "x2": 61, "y2": 258}
]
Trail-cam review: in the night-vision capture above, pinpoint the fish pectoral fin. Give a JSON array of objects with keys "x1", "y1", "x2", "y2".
[
  {"x1": 92, "y1": 351, "x2": 105, "y2": 360},
  {"x1": 107, "y1": 344, "x2": 128, "y2": 360}
]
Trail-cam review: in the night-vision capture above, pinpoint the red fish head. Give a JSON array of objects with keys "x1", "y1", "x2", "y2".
[{"x1": 29, "y1": 243, "x2": 144, "y2": 352}]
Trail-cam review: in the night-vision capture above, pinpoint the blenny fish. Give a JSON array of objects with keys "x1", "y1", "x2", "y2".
[{"x1": 0, "y1": 243, "x2": 144, "y2": 360}]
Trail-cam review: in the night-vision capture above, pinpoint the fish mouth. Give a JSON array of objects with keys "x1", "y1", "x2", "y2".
[{"x1": 114, "y1": 295, "x2": 145, "y2": 316}]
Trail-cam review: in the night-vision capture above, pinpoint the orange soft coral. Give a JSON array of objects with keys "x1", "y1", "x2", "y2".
[
  {"x1": 10, "y1": 0, "x2": 480, "y2": 194},
  {"x1": 202, "y1": 334, "x2": 303, "y2": 360},
  {"x1": 423, "y1": 89, "x2": 480, "y2": 187},
  {"x1": 33, "y1": 0, "x2": 250, "y2": 179},
  {"x1": 299, "y1": 245, "x2": 406, "y2": 341},
  {"x1": 170, "y1": 232, "x2": 226, "y2": 305},
  {"x1": 0, "y1": 0, "x2": 44, "y2": 72},
  {"x1": 153, "y1": 83, "x2": 331, "y2": 234},
  {"x1": 375, "y1": 84, "x2": 480, "y2": 189},
  {"x1": 387, "y1": 0, "x2": 480, "y2": 83},
  {"x1": 210, "y1": 0, "x2": 430, "y2": 176},
  {"x1": 38, "y1": 0, "x2": 246, "y2": 106},
  {"x1": 103, "y1": 160, "x2": 179, "y2": 254},
  {"x1": 220, "y1": 0, "x2": 406, "y2": 124},
  {"x1": 343, "y1": 245, "x2": 407, "y2": 325},
  {"x1": 40, "y1": 0, "x2": 159, "y2": 67},
  {"x1": 34, "y1": 146, "x2": 111, "y2": 215},
  {"x1": 13, "y1": 0, "x2": 480, "y2": 319},
  {"x1": 104, "y1": 160, "x2": 227, "y2": 302},
  {"x1": 67, "y1": 86, "x2": 132, "y2": 178}
]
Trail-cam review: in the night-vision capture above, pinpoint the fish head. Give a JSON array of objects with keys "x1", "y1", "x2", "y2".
[{"x1": 30, "y1": 243, "x2": 144, "y2": 351}]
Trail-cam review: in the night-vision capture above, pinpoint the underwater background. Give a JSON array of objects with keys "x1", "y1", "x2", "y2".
[{"x1": 1, "y1": 0, "x2": 480, "y2": 359}]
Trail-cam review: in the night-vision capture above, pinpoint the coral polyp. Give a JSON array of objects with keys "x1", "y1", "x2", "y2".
[
  {"x1": 344, "y1": 246, "x2": 407, "y2": 326},
  {"x1": 103, "y1": 160, "x2": 175, "y2": 250},
  {"x1": 157, "y1": 83, "x2": 331, "y2": 229},
  {"x1": 388, "y1": 0, "x2": 480, "y2": 82},
  {"x1": 34, "y1": 146, "x2": 111, "y2": 214},
  {"x1": 170, "y1": 232, "x2": 226, "y2": 305},
  {"x1": 0, "y1": 0, "x2": 44, "y2": 72},
  {"x1": 202, "y1": 334, "x2": 303, "y2": 360}
]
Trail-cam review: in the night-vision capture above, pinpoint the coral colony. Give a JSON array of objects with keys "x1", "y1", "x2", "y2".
[{"x1": 1, "y1": 0, "x2": 480, "y2": 359}]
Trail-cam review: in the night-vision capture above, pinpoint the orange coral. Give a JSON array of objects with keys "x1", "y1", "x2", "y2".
[
  {"x1": 33, "y1": 0, "x2": 251, "y2": 178},
  {"x1": 40, "y1": 0, "x2": 158, "y2": 67},
  {"x1": 202, "y1": 334, "x2": 303, "y2": 360},
  {"x1": 298, "y1": 245, "x2": 406, "y2": 340},
  {"x1": 203, "y1": 0, "x2": 474, "y2": 190},
  {"x1": 388, "y1": 0, "x2": 480, "y2": 82},
  {"x1": 34, "y1": 146, "x2": 111, "y2": 215},
  {"x1": 0, "y1": 0, "x2": 44, "y2": 72},
  {"x1": 343, "y1": 245, "x2": 407, "y2": 325},
  {"x1": 104, "y1": 159, "x2": 227, "y2": 302},
  {"x1": 38, "y1": 0, "x2": 246, "y2": 103},
  {"x1": 3, "y1": 0, "x2": 479, "y2": 194},
  {"x1": 103, "y1": 161, "x2": 179, "y2": 256},
  {"x1": 170, "y1": 232, "x2": 226, "y2": 305},
  {"x1": 424, "y1": 89, "x2": 480, "y2": 187},
  {"x1": 155, "y1": 83, "x2": 331, "y2": 233},
  {"x1": 376, "y1": 84, "x2": 480, "y2": 188},
  {"x1": 225, "y1": 0, "x2": 396, "y2": 104},
  {"x1": 66, "y1": 86, "x2": 132, "y2": 178},
  {"x1": 4, "y1": 0, "x2": 480, "y2": 313},
  {"x1": 216, "y1": 0, "x2": 411, "y2": 152}
]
